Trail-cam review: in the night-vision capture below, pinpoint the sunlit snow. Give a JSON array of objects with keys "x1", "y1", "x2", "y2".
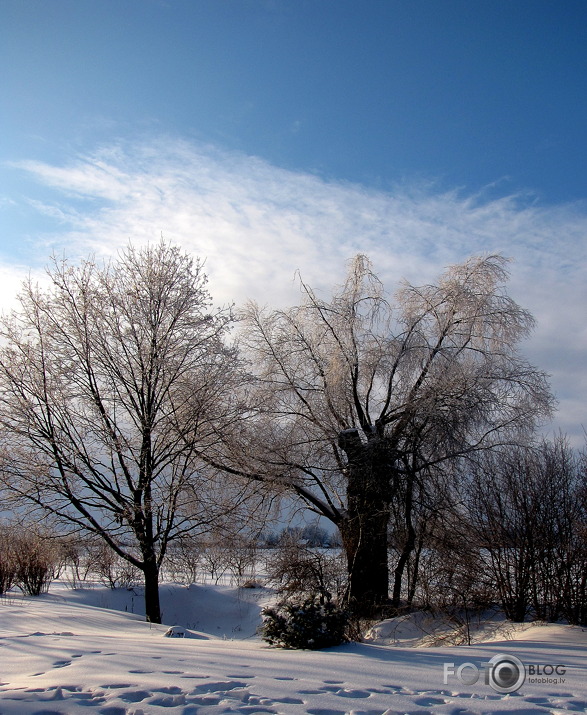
[{"x1": 0, "y1": 579, "x2": 585, "y2": 714}]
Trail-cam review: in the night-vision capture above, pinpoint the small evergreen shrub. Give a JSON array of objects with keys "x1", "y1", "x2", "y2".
[{"x1": 260, "y1": 596, "x2": 349, "y2": 649}]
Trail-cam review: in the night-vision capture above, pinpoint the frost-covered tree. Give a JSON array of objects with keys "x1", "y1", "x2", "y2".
[
  {"x1": 0, "y1": 242, "x2": 244, "y2": 623},
  {"x1": 215, "y1": 254, "x2": 554, "y2": 613}
]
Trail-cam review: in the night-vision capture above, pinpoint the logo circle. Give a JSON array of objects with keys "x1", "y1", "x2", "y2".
[{"x1": 487, "y1": 654, "x2": 525, "y2": 694}]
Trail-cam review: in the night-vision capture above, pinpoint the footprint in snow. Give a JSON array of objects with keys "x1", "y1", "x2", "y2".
[
  {"x1": 413, "y1": 695, "x2": 450, "y2": 707},
  {"x1": 118, "y1": 689, "x2": 152, "y2": 703}
]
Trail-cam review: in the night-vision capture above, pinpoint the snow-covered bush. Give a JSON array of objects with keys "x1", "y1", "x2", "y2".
[{"x1": 260, "y1": 596, "x2": 348, "y2": 649}]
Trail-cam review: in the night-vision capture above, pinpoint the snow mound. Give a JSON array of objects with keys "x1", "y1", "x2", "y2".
[{"x1": 363, "y1": 610, "x2": 577, "y2": 648}]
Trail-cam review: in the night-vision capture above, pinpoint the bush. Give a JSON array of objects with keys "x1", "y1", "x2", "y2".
[
  {"x1": 266, "y1": 539, "x2": 347, "y2": 603},
  {"x1": 164, "y1": 536, "x2": 201, "y2": 585},
  {"x1": 0, "y1": 528, "x2": 17, "y2": 595},
  {"x1": 260, "y1": 596, "x2": 349, "y2": 649},
  {"x1": 86, "y1": 540, "x2": 141, "y2": 589},
  {"x1": 57, "y1": 535, "x2": 93, "y2": 588},
  {"x1": 13, "y1": 530, "x2": 59, "y2": 596},
  {"x1": 0, "y1": 555, "x2": 16, "y2": 595}
]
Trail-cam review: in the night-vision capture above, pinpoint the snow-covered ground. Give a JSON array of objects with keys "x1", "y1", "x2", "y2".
[{"x1": 1, "y1": 581, "x2": 586, "y2": 714}]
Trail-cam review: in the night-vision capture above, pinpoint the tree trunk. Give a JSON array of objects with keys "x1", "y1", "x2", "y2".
[
  {"x1": 142, "y1": 552, "x2": 162, "y2": 624},
  {"x1": 406, "y1": 532, "x2": 424, "y2": 608},
  {"x1": 338, "y1": 429, "x2": 392, "y2": 615},
  {"x1": 392, "y1": 471, "x2": 416, "y2": 607},
  {"x1": 340, "y1": 507, "x2": 390, "y2": 615}
]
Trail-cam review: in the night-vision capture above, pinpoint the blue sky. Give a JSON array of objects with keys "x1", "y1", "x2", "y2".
[
  {"x1": 3, "y1": 1, "x2": 587, "y2": 200},
  {"x1": 0, "y1": 0, "x2": 586, "y2": 439}
]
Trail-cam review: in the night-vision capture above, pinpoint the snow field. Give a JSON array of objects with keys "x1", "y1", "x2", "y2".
[{"x1": 0, "y1": 582, "x2": 586, "y2": 714}]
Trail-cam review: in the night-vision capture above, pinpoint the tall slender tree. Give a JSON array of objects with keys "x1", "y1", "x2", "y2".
[{"x1": 0, "y1": 242, "x2": 241, "y2": 623}]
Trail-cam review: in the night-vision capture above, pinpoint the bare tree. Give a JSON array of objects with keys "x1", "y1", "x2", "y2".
[
  {"x1": 214, "y1": 254, "x2": 553, "y2": 614},
  {"x1": 467, "y1": 436, "x2": 587, "y2": 624},
  {"x1": 0, "y1": 242, "x2": 244, "y2": 623}
]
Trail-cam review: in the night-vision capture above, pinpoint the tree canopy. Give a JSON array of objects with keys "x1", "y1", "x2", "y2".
[{"x1": 216, "y1": 254, "x2": 554, "y2": 611}]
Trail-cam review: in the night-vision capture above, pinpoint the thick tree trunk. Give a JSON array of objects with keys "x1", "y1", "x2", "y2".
[
  {"x1": 340, "y1": 507, "x2": 390, "y2": 615},
  {"x1": 338, "y1": 429, "x2": 392, "y2": 615}
]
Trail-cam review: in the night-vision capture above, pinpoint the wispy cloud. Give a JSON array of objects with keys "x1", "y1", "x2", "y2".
[{"x1": 6, "y1": 136, "x2": 587, "y2": 441}]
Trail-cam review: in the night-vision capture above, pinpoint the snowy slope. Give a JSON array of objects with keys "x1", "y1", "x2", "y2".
[{"x1": 0, "y1": 583, "x2": 586, "y2": 714}]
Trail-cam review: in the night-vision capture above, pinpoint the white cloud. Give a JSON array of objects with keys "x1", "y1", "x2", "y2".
[
  {"x1": 0, "y1": 263, "x2": 37, "y2": 314},
  {"x1": 6, "y1": 136, "x2": 587, "y2": 442}
]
